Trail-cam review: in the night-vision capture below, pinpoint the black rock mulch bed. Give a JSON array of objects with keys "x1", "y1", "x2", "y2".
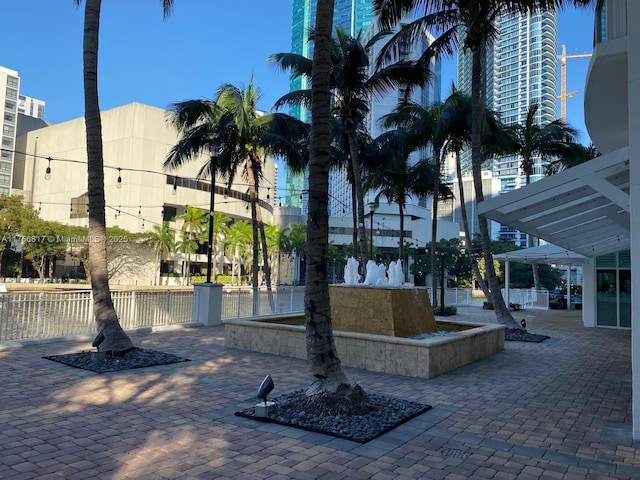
[
  {"x1": 43, "y1": 348, "x2": 190, "y2": 373},
  {"x1": 505, "y1": 328, "x2": 550, "y2": 343},
  {"x1": 235, "y1": 386, "x2": 432, "y2": 443}
]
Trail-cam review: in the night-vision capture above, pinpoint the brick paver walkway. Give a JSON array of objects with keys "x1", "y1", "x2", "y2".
[{"x1": 0, "y1": 307, "x2": 638, "y2": 479}]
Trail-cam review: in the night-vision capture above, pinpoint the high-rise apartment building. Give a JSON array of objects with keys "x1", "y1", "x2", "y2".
[
  {"x1": 1, "y1": 66, "x2": 46, "y2": 196},
  {"x1": 456, "y1": 10, "x2": 559, "y2": 245},
  {"x1": 286, "y1": 0, "x2": 374, "y2": 210},
  {"x1": 18, "y1": 95, "x2": 45, "y2": 120},
  {"x1": 0, "y1": 66, "x2": 21, "y2": 196}
]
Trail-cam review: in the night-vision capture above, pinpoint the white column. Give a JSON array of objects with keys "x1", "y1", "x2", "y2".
[
  {"x1": 504, "y1": 260, "x2": 510, "y2": 307},
  {"x1": 628, "y1": 0, "x2": 640, "y2": 440},
  {"x1": 192, "y1": 283, "x2": 223, "y2": 326}
]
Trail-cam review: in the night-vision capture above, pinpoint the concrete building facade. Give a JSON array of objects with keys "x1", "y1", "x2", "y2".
[{"x1": 13, "y1": 102, "x2": 276, "y2": 284}]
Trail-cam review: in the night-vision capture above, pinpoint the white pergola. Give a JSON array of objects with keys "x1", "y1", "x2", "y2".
[
  {"x1": 493, "y1": 244, "x2": 588, "y2": 309},
  {"x1": 478, "y1": 147, "x2": 630, "y2": 258}
]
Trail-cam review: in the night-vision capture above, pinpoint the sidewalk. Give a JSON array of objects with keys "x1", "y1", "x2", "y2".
[{"x1": 0, "y1": 307, "x2": 638, "y2": 479}]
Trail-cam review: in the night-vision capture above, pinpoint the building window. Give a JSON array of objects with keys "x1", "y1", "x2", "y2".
[
  {"x1": 4, "y1": 113, "x2": 15, "y2": 124},
  {"x1": 5, "y1": 88, "x2": 17, "y2": 100},
  {"x1": 2, "y1": 137, "x2": 13, "y2": 148},
  {"x1": 0, "y1": 161, "x2": 11, "y2": 171},
  {"x1": 5, "y1": 100, "x2": 16, "y2": 112},
  {"x1": 2, "y1": 125, "x2": 14, "y2": 136},
  {"x1": 7, "y1": 76, "x2": 18, "y2": 88},
  {"x1": 70, "y1": 193, "x2": 89, "y2": 219}
]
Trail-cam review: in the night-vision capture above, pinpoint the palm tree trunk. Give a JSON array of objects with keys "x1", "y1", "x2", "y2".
[
  {"x1": 456, "y1": 151, "x2": 489, "y2": 297},
  {"x1": 431, "y1": 153, "x2": 441, "y2": 307},
  {"x1": 398, "y1": 202, "x2": 406, "y2": 283},
  {"x1": 305, "y1": 0, "x2": 351, "y2": 396},
  {"x1": 351, "y1": 183, "x2": 358, "y2": 259},
  {"x1": 347, "y1": 126, "x2": 369, "y2": 269},
  {"x1": 82, "y1": 0, "x2": 133, "y2": 352},
  {"x1": 252, "y1": 158, "x2": 275, "y2": 312},
  {"x1": 524, "y1": 172, "x2": 541, "y2": 290},
  {"x1": 470, "y1": 41, "x2": 518, "y2": 328},
  {"x1": 245, "y1": 154, "x2": 261, "y2": 315}
]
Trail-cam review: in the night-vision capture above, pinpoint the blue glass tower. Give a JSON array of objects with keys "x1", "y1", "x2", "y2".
[{"x1": 285, "y1": 0, "x2": 374, "y2": 209}]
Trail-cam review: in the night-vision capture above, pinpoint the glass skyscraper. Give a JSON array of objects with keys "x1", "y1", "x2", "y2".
[
  {"x1": 457, "y1": 10, "x2": 559, "y2": 245},
  {"x1": 286, "y1": 0, "x2": 374, "y2": 209}
]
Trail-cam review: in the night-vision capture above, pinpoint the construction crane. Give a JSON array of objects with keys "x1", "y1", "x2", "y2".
[{"x1": 557, "y1": 44, "x2": 592, "y2": 121}]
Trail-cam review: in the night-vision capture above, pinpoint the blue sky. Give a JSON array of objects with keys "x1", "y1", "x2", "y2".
[{"x1": 2, "y1": 1, "x2": 595, "y2": 183}]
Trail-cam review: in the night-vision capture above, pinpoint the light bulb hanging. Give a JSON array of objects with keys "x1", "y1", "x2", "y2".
[
  {"x1": 172, "y1": 176, "x2": 178, "y2": 195},
  {"x1": 116, "y1": 168, "x2": 122, "y2": 188},
  {"x1": 44, "y1": 157, "x2": 52, "y2": 180}
]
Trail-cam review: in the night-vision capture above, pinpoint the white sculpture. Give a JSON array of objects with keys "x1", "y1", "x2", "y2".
[
  {"x1": 387, "y1": 259, "x2": 404, "y2": 287},
  {"x1": 343, "y1": 257, "x2": 404, "y2": 287},
  {"x1": 364, "y1": 260, "x2": 386, "y2": 286},
  {"x1": 344, "y1": 257, "x2": 361, "y2": 285}
]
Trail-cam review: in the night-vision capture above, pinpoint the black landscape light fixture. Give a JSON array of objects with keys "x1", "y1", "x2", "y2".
[
  {"x1": 257, "y1": 375, "x2": 274, "y2": 405},
  {"x1": 92, "y1": 330, "x2": 105, "y2": 350},
  {"x1": 206, "y1": 142, "x2": 220, "y2": 283},
  {"x1": 521, "y1": 318, "x2": 527, "y2": 330}
]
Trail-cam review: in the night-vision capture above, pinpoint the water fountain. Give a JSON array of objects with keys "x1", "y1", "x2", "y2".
[
  {"x1": 331, "y1": 257, "x2": 437, "y2": 337},
  {"x1": 224, "y1": 257, "x2": 505, "y2": 379}
]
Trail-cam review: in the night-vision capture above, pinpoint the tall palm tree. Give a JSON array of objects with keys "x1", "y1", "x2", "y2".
[
  {"x1": 504, "y1": 102, "x2": 578, "y2": 289},
  {"x1": 363, "y1": 129, "x2": 450, "y2": 281},
  {"x1": 380, "y1": 89, "x2": 467, "y2": 303},
  {"x1": 148, "y1": 222, "x2": 175, "y2": 285},
  {"x1": 225, "y1": 221, "x2": 253, "y2": 286},
  {"x1": 74, "y1": 0, "x2": 174, "y2": 352},
  {"x1": 304, "y1": 0, "x2": 356, "y2": 396},
  {"x1": 164, "y1": 79, "x2": 308, "y2": 314},
  {"x1": 271, "y1": 27, "x2": 429, "y2": 265},
  {"x1": 176, "y1": 231, "x2": 198, "y2": 285},
  {"x1": 178, "y1": 206, "x2": 207, "y2": 244},
  {"x1": 374, "y1": 0, "x2": 594, "y2": 328}
]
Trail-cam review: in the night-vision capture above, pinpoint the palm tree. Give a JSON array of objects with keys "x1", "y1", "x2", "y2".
[
  {"x1": 148, "y1": 222, "x2": 175, "y2": 285},
  {"x1": 164, "y1": 79, "x2": 308, "y2": 314},
  {"x1": 363, "y1": 129, "x2": 450, "y2": 281},
  {"x1": 374, "y1": 0, "x2": 594, "y2": 328},
  {"x1": 380, "y1": 88, "x2": 469, "y2": 303},
  {"x1": 271, "y1": 27, "x2": 429, "y2": 265},
  {"x1": 304, "y1": 0, "x2": 355, "y2": 396},
  {"x1": 504, "y1": 102, "x2": 578, "y2": 289},
  {"x1": 224, "y1": 221, "x2": 253, "y2": 286},
  {"x1": 73, "y1": 0, "x2": 174, "y2": 352},
  {"x1": 545, "y1": 142, "x2": 600, "y2": 174},
  {"x1": 175, "y1": 231, "x2": 199, "y2": 285},
  {"x1": 179, "y1": 206, "x2": 207, "y2": 243}
]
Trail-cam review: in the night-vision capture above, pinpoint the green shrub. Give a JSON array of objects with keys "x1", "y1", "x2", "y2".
[
  {"x1": 509, "y1": 303, "x2": 522, "y2": 311},
  {"x1": 483, "y1": 301, "x2": 494, "y2": 310},
  {"x1": 437, "y1": 305, "x2": 457, "y2": 316}
]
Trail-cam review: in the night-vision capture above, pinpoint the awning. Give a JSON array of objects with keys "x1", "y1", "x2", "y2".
[
  {"x1": 493, "y1": 243, "x2": 588, "y2": 265},
  {"x1": 478, "y1": 147, "x2": 630, "y2": 258}
]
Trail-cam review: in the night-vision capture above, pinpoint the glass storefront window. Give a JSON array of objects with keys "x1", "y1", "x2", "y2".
[{"x1": 597, "y1": 270, "x2": 617, "y2": 326}]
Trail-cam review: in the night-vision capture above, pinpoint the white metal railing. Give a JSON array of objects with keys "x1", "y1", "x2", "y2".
[
  {"x1": 502, "y1": 289, "x2": 550, "y2": 310},
  {"x1": 0, "y1": 290, "x2": 194, "y2": 342},
  {"x1": 221, "y1": 286, "x2": 305, "y2": 319},
  {"x1": 0, "y1": 285, "x2": 548, "y2": 343}
]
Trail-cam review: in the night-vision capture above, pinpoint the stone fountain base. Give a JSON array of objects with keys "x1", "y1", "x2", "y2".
[
  {"x1": 223, "y1": 285, "x2": 505, "y2": 379},
  {"x1": 329, "y1": 285, "x2": 437, "y2": 338}
]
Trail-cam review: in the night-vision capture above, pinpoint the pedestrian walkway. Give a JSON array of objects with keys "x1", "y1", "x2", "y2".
[{"x1": 0, "y1": 307, "x2": 638, "y2": 479}]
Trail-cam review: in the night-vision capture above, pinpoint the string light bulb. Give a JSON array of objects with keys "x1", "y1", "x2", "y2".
[
  {"x1": 172, "y1": 176, "x2": 178, "y2": 195},
  {"x1": 116, "y1": 168, "x2": 122, "y2": 188},
  {"x1": 44, "y1": 157, "x2": 52, "y2": 180}
]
